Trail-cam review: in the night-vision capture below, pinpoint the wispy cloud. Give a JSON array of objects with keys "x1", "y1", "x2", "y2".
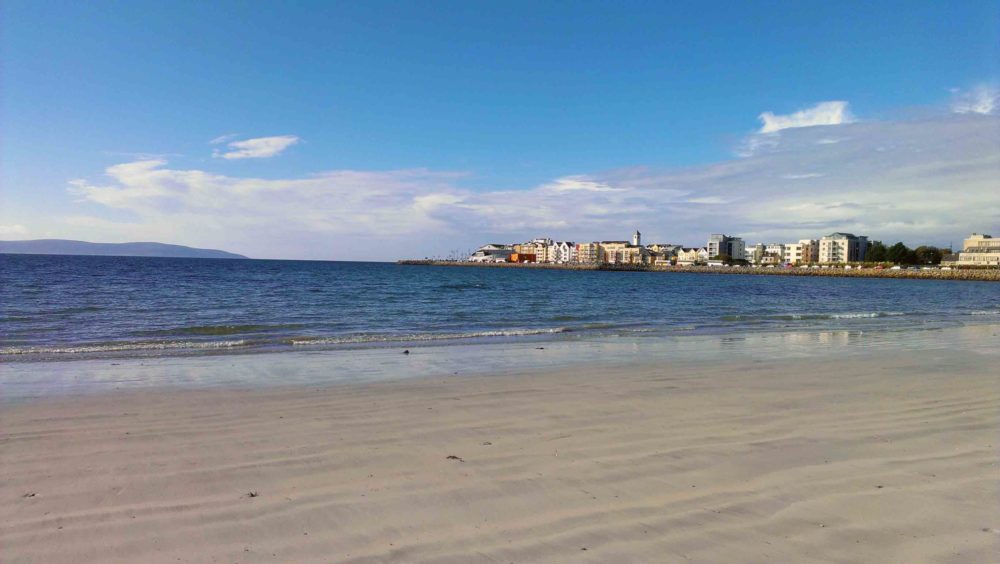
[
  {"x1": 213, "y1": 135, "x2": 300, "y2": 160},
  {"x1": 542, "y1": 176, "x2": 625, "y2": 192},
  {"x1": 758, "y1": 101, "x2": 855, "y2": 133},
  {"x1": 951, "y1": 85, "x2": 998, "y2": 115},
  {"x1": 209, "y1": 133, "x2": 240, "y2": 145},
  {"x1": 780, "y1": 173, "x2": 825, "y2": 179}
]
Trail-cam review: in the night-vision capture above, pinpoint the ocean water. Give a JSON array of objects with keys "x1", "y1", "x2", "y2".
[{"x1": 2, "y1": 254, "x2": 999, "y2": 361}]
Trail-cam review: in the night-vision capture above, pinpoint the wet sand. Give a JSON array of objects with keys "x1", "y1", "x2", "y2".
[{"x1": 2, "y1": 348, "x2": 998, "y2": 562}]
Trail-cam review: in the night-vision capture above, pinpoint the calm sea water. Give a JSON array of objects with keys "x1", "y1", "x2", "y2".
[{"x1": 2, "y1": 254, "x2": 999, "y2": 361}]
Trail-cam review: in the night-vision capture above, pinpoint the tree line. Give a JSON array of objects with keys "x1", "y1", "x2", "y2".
[{"x1": 866, "y1": 241, "x2": 948, "y2": 265}]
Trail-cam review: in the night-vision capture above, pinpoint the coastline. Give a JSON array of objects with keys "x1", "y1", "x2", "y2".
[
  {"x1": 399, "y1": 260, "x2": 1000, "y2": 281},
  {"x1": 3, "y1": 334, "x2": 998, "y2": 562}
]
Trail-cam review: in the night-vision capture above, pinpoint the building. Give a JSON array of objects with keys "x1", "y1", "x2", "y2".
[
  {"x1": 632, "y1": 230, "x2": 641, "y2": 247},
  {"x1": 646, "y1": 243, "x2": 681, "y2": 257},
  {"x1": 818, "y1": 233, "x2": 868, "y2": 263},
  {"x1": 601, "y1": 241, "x2": 643, "y2": 264},
  {"x1": 707, "y1": 234, "x2": 746, "y2": 261},
  {"x1": 468, "y1": 244, "x2": 513, "y2": 262},
  {"x1": 744, "y1": 243, "x2": 764, "y2": 265},
  {"x1": 955, "y1": 233, "x2": 1000, "y2": 266},
  {"x1": 550, "y1": 241, "x2": 577, "y2": 263},
  {"x1": 575, "y1": 242, "x2": 604, "y2": 264},
  {"x1": 783, "y1": 239, "x2": 818, "y2": 265},
  {"x1": 762, "y1": 243, "x2": 786, "y2": 265},
  {"x1": 676, "y1": 247, "x2": 709, "y2": 266},
  {"x1": 514, "y1": 238, "x2": 553, "y2": 262},
  {"x1": 508, "y1": 252, "x2": 536, "y2": 263}
]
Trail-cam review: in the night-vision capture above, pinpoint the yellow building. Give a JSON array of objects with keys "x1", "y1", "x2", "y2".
[
  {"x1": 575, "y1": 242, "x2": 604, "y2": 264},
  {"x1": 599, "y1": 241, "x2": 647, "y2": 264}
]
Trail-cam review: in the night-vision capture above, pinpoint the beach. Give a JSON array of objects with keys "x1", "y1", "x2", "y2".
[{"x1": 3, "y1": 339, "x2": 998, "y2": 563}]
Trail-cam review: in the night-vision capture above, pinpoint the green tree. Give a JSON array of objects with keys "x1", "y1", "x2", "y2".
[
  {"x1": 886, "y1": 242, "x2": 917, "y2": 265},
  {"x1": 914, "y1": 246, "x2": 943, "y2": 265},
  {"x1": 867, "y1": 241, "x2": 888, "y2": 262}
]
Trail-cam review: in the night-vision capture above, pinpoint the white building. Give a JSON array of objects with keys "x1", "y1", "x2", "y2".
[
  {"x1": 783, "y1": 239, "x2": 818, "y2": 264},
  {"x1": 956, "y1": 233, "x2": 1000, "y2": 266},
  {"x1": 551, "y1": 241, "x2": 577, "y2": 263},
  {"x1": 762, "y1": 243, "x2": 786, "y2": 264},
  {"x1": 468, "y1": 244, "x2": 513, "y2": 262},
  {"x1": 632, "y1": 230, "x2": 641, "y2": 247},
  {"x1": 818, "y1": 233, "x2": 868, "y2": 263}
]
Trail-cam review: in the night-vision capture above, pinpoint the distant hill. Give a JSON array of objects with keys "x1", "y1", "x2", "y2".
[{"x1": 0, "y1": 239, "x2": 248, "y2": 259}]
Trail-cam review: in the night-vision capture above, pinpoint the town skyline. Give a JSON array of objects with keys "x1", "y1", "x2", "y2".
[{"x1": 464, "y1": 230, "x2": 997, "y2": 267}]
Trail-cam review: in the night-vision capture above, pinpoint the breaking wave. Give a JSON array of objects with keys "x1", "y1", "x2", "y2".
[
  {"x1": 0, "y1": 340, "x2": 249, "y2": 355},
  {"x1": 289, "y1": 328, "x2": 570, "y2": 346},
  {"x1": 722, "y1": 311, "x2": 908, "y2": 321}
]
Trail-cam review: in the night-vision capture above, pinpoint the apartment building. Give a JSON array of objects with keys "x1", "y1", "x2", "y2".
[
  {"x1": 550, "y1": 241, "x2": 577, "y2": 263},
  {"x1": 575, "y1": 242, "x2": 604, "y2": 264},
  {"x1": 818, "y1": 233, "x2": 868, "y2": 263},
  {"x1": 707, "y1": 234, "x2": 746, "y2": 261},
  {"x1": 676, "y1": 247, "x2": 709, "y2": 266},
  {"x1": 783, "y1": 239, "x2": 818, "y2": 264}
]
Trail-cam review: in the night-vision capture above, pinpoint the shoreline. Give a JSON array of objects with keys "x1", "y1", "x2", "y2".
[
  {"x1": 4, "y1": 323, "x2": 998, "y2": 403},
  {"x1": 398, "y1": 259, "x2": 1000, "y2": 281},
  {"x1": 3, "y1": 342, "x2": 998, "y2": 562}
]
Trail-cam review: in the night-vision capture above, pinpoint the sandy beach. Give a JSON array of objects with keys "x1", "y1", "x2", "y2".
[{"x1": 2, "y1": 347, "x2": 998, "y2": 563}]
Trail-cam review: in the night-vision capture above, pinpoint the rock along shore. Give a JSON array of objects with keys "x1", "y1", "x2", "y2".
[{"x1": 397, "y1": 260, "x2": 1000, "y2": 281}]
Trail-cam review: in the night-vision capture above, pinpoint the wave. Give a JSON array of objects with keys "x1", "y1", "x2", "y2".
[
  {"x1": 830, "y1": 311, "x2": 906, "y2": 319},
  {"x1": 0, "y1": 340, "x2": 249, "y2": 355},
  {"x1": 722, "y1": 311, "x2": 909, "y2": 322},
  {"x1": 968, "y1": 310, "x2": 1000, "y2": 316},
  {"x1": 289, "y1": 327, "x2": 570, "y2": 346}
]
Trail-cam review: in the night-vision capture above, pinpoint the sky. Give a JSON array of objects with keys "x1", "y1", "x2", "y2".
[{"x1": 1, "y1": 1, "x2": 998, "y2": 260}]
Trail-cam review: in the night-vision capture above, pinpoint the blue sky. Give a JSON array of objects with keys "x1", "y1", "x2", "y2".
[{"x1": 2, "y1": 1, "x2": 998, "y2": 259}]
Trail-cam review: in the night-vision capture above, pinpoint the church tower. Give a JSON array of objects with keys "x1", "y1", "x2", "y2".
[{"x1": 632, "y1": 230, "x2": 641, "y2": 247}]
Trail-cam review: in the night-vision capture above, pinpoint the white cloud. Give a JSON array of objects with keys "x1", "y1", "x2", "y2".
[
  {"x1": 209, "y1": 133, "x2": 240, "y2": 145},
  {"x1": 213, "y1": 135, "x2": 300, "y2": 159},
  {"x1": 0, "y1": 224, "x2": 28, "y2": 237},
  {"x1": 542, "y1": 176, "x2": 624, "y2": 192},
  {"x1": 57, "y1": 101, "x2": 1000, "y2": 259},
  {"x1": 758, "y1": 101, "x2": 855, "y2": 133},
  {"x1": 951, "y1": 85, "x2": 998, "y2": 115},
  {"x1": 685, "y1": 196, "x2": 730, "y2": 205},
  {"x1": 780, "y1": 173, "x2": 825, "y2": 179}
]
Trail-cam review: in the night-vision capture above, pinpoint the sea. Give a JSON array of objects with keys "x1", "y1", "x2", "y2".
[{"x1": 3, "y1": 254, "x2": 1000, "y2": 361}]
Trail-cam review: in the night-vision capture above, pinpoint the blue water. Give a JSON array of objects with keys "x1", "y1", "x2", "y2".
[{"x1": 2, "y1": 254, "x2": 999, "y2": 360}]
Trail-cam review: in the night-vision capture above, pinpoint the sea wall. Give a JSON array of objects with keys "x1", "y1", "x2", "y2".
[{"x1": 398, "y1": 260, "x2": 1000, "y2": 281}]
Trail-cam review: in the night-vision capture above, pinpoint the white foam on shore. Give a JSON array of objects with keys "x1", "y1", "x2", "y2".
[
  {"x1": 0, "y1": 340, "x2": 249, "y2": 355},
  {"x1": 829, "y1": 311, "x2": 906, "y2": 319},
  {"x1": 289, "y1": 328, "x2": 570, "y2": 346}
]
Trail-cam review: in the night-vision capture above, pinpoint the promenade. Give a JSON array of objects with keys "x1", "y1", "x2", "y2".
[{"x1": 399, "y1": 260, "x2": 1000, "y2": 281}]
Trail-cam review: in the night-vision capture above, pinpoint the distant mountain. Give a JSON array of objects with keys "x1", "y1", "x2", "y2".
[{"x1": 0, "y1": 239, "x2": 248, "y2": 259}]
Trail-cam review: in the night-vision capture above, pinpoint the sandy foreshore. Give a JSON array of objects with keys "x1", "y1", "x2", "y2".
[{"x1": 2, "y1": 349, "x2": 998, "y2": 562}]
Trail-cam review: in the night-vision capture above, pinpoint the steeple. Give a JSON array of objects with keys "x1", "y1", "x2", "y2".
[{"x1": 632, "y1": 230, "x2": 641, "y2": 247}]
